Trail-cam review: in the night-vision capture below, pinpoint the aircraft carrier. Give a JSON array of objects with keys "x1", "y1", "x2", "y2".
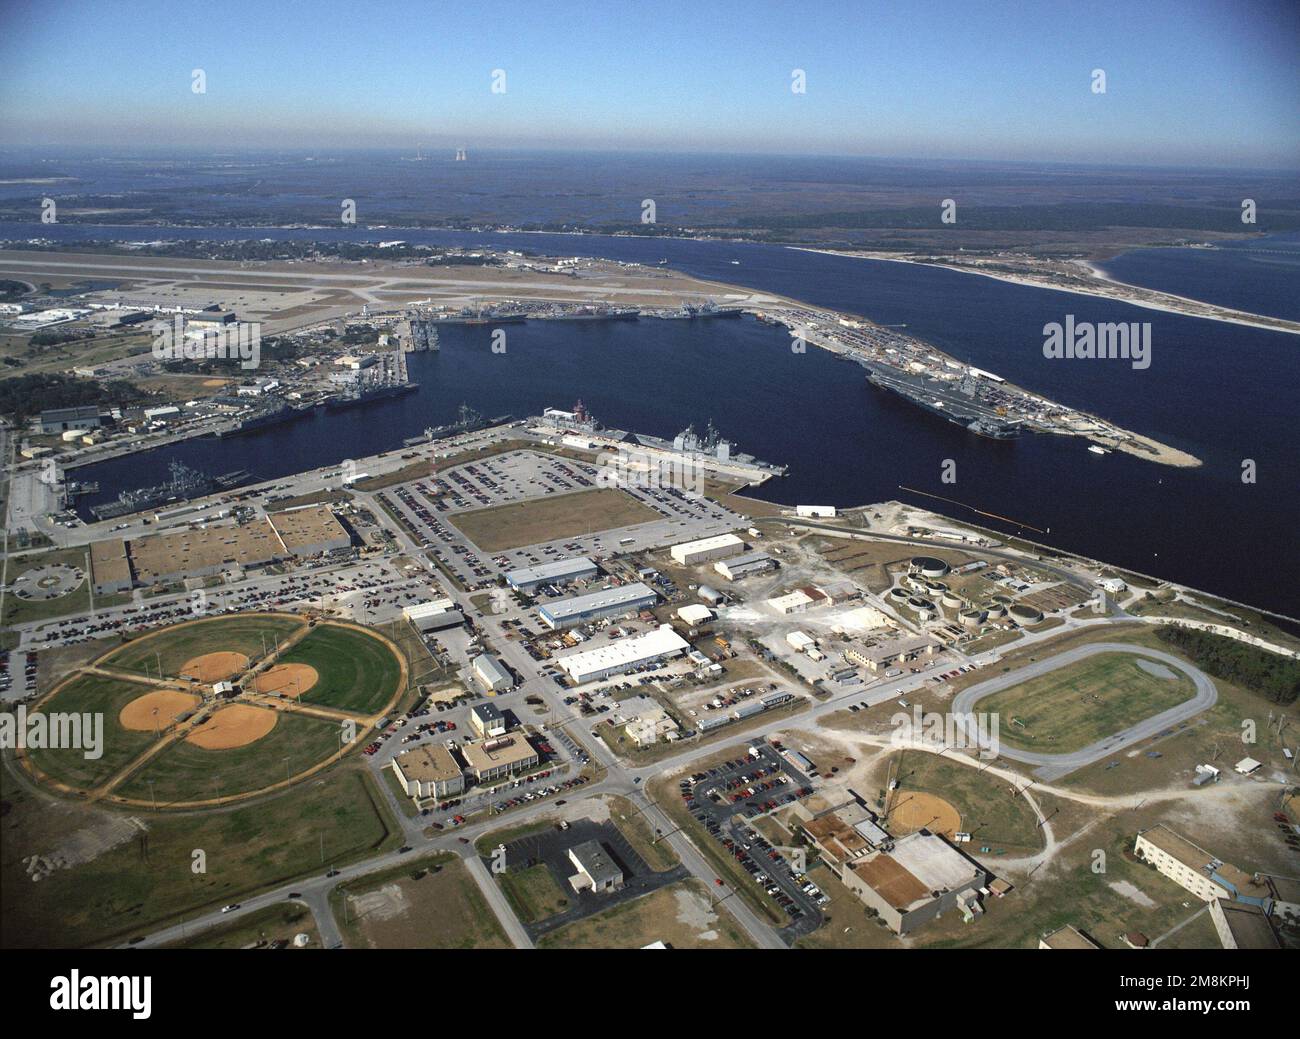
[{"x1": 861, "y1": 360, "x2": 1023, "y2": 439}]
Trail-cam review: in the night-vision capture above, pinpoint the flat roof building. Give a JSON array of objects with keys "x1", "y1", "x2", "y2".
[
  {"x1": 461, "y1": 735, "x2": 539, "y2": 784},
  {"x1": 90, "y1": 538, "x2": 133, "y2": 595},
  {"x1": 470, "y1": 702, "x2": 507, "y2": 738},
  {"x1": 267, "y1": 504, "x2": 352, "y2": 557},
  {"x1": 568, "y1": 840, "x2": 624, "y2": 893},
  {"x1": 1210, "y1": 899, "x2": 1280, "y2": 949},
  {"x1": 1039, "y1": 925, "x2": 1102, "y2": 950},
  {"x1": 537, "y1": 582, "x2": 657, "y2": 630},
  {"x1": 841, "y1": 831, "x2": 988, "y2": 935},
  {"x1": 390, "y1": 744, "x2": 465, "y2": 801},
  {"x1": 670, "y1": 533, "x2": 745, "y2": 566},
  {"x1": 556, "y1": 624, "x2": 690, "y2": 685},
  {"x1": 844, "y1": 636, "x2": 937, "y2": 672},
  {"x1": 505, "y1": 556, "x2": 598, "y2": 593},
  {"x1": 1133, "y1": 825, "x2": 1271, "y2": 906},
  {"x1": 128, "y1": 518, "x2": 285, "y2": 585}
]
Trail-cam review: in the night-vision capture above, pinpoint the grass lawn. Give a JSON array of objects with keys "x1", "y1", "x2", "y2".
[
  {"x1": 279, "y1": 624, "x2": 403, "y2": 715},
  {"x1": 100, "y1": 614, "x2": 304, "y2": 679},
  {"x1": 25, "y1": 673, "x2": 161, "y2": 790},
  {"x1": 115, "y1": 712, "x2": 345, "y2": 804},
  {"x1": 164, "y1": 901, "x2": 320, "y2": 949},
  {"x1": 978, "y1": 652, "x2": 1196, "y2": 752},
  {"x1": 497, "y1": 863, "x2": 570, "y2": 923},
  {"x1": 538, "y1": 880, "x2": 753, "y2": 949},
  {"x1": 870, "y1": 750, "x2": 1045, "y2": 853},
  {"x1": 449, "y1": 487, "x2": 658, "y2": 551},
  {"x1": 332, "y1": 855, "x2": 510, "y2": 949},
  {"x1": 0, "y1": 767, "x2": 399, "y2": 948}
]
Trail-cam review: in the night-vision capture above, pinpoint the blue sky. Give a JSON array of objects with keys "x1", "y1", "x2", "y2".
[{"x1": 1, "y1": 0, "x2": 1296, "y2": 165}]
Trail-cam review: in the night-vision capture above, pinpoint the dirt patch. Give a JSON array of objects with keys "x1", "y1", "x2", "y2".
[
  {"x1": 180, "y1": 652, "x2": 249, "y2": 683},
  {"x1": 885, "y1": 789, "x2": 962, "y2": 839},
  {"x1": 118, "y1": 690, "x2": 202, "y2": 731},
  {"x1": 254, "y1": 664, "x2": 319, "y2": 698},
  {"x1": 185, "y1": 704, "x2": 277, "y2": 749}
]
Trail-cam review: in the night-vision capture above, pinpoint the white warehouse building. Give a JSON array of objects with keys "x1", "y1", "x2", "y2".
[
  {"x1": 556, "y1": 625, "x2": 690, "y2": 685},
  {"x1": 537, "y1": 582, "x2": 658, "y2": 630},
  {"x1": 670, "y1": 533, "x2": 745, "y2": 566},
  {"x1": 505, "y1": 556, "x2": 598, "y2": 593}
]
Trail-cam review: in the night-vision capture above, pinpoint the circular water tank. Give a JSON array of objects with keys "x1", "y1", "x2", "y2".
[
  {"x1": 910, "y1": 556, "x2": 950, "y2": 578},
  {"x1": 1010, "y1": 604, "x2": 1044, "y2": 624},
  {"x1": 959, "y1": 608, "x2": 986, "y2": 628}
]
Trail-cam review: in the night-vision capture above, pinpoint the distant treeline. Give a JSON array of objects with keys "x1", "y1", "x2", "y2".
[
  {"x1": 0, "y1": 239, "x2": 502, "y2": 264},
  {"x1": 736, "y1": 202, "x2": 1300, "y2": 234},
  {"x1": 0, "y1": 372, "x2": 142, "y2": 424},
  {"x1": 1156, "y1": 625, "x2": 1299, "y2": 705}
]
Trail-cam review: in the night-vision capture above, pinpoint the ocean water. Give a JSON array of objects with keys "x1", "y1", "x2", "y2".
[{"x1": 5, "y1": 221, "x2": 1296, "y2": 617}]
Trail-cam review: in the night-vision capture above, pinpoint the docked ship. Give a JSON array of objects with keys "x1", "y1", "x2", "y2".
[
  {"x1": 861, "y1": 360, "x2": 1022, "y2": 439},
  {"x1": 90, "y1": 462, "x2": 251, "y2": 521},
  {"x1": 324, "y1": 381, "x2": 418, "y2": 411},
  {"x1": 547, "y1": 305, "x2": 640, "y2": 322},
  {"x1": 325, "y1": 346, "x2": 418, "y2": 411},
  {"x1": 211, "y1": 401, "x2": 313, "y2": 439},
  {"x1": 657, "y1": 302, "x2": 745, "y2": 320}
]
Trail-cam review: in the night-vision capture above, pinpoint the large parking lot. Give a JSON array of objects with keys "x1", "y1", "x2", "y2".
[
  {"x1": 373, "y1": 449, "x2": 743, "y2": 592},
  {"x1": 678, "y1": 740, "x2": 824, "y2": 940}
]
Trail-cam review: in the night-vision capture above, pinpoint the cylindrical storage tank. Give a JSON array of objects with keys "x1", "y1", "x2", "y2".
[
  {"x1": 910, "y1": 556, "x2": 950, "y2": 578},
  {"x1": 959, "y1": 608, "x2": 986, "y2": 628},
  {"x1": 1010, "y1": 604, "x2": 1044, "y2": 624},
  {"x1": 984, "y1": 602, "x2": 1007, "y2": 618},
  {"x1": 942, "y1": 591, "x2": 964, "y2": 609},
  {"x1": 888, "y1": 586, "x2": 909, "y2": 602}
]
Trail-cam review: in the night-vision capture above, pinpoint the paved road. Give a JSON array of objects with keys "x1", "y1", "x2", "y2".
[{"x1": 950, "y1": 642, "x2": 1218, "y2": 781}]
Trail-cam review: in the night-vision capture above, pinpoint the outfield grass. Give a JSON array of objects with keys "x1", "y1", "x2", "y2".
[
  {"x1": 100, "y1": 614, "x2": 304, "y2": 679},
  {"x1": 449, "y1": 487, "x2": 659, "y2": 551},
  {"x1": 979, "y1": 652, "x2": 1196, "y2": 753},
  {"x1": 25, "y1": 673, "x2": 161, "y2": 790},
  {"x1": 0, "y1": 767, "x2": 398, "y2": 948},
  {"x1": 873, "y1": 750, "x2": 1045, "y2": 853},
  {"x1": 115, "y1": 712, "x2": 345, "y2": 804},
  {"x1": 279, "y1": 624, "x2": 403, "y2": 715}
]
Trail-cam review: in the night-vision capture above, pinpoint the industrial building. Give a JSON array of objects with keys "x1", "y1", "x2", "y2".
[
  {"x1": 403, "y1": 599, "x2": 465, "y2": 632},
  {"x1": 843, "y1": 635, "x2": 937, "y2": 672},
  {"x1": 675, "y1": 603, "x2": 713, "y2": 628},
  {"x1": 556, "y1": 624, "x2": 690, "y2": 685},
  {"x1": 714, "y1": 551, "x2": 776, "y2": 581},
  {"x1": 471, "y1": 654, "x2": 512, "y2": 692},
  {"x1": 767, "y1": 589, "x2": 814, "y2": 614},
  {"x1": 841, "y1": 831, "x2": 988, "y2": 935},
  {"x1": 469, "y1": 702, "x2": 507, "y2": 738},
  {"x1": 89, "y1": 539, "x2": 133, "y2": 595},
  {"x1": 267, "y1": 504, "x2": 353, "y2": 558},
  {"x1": 567, "y1": 841, "x2": 624, "y2": 894},
  {"x1": 460, "y1": 735, "x2": 539, "y2": 784},
  {"x1": 505, "y1": 556, "x2": 598, "y2": 593},
  {"x1": 37, "y1": 406, "x2": 103, "y2": 435},
  {"x1": 537, "y1": 581, "x2": 657, "y2": 630},
  {"x1": 670, "y1": 532, "x2": 745, "y2": 566},
  {"x1": 390, "y1": 744, "x2": 465, "y2": 800}
]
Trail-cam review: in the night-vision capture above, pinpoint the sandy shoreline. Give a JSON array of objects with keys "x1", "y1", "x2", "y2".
[{"x1": 790, "y1": 247, "x2": 1300, "y2": 336}]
